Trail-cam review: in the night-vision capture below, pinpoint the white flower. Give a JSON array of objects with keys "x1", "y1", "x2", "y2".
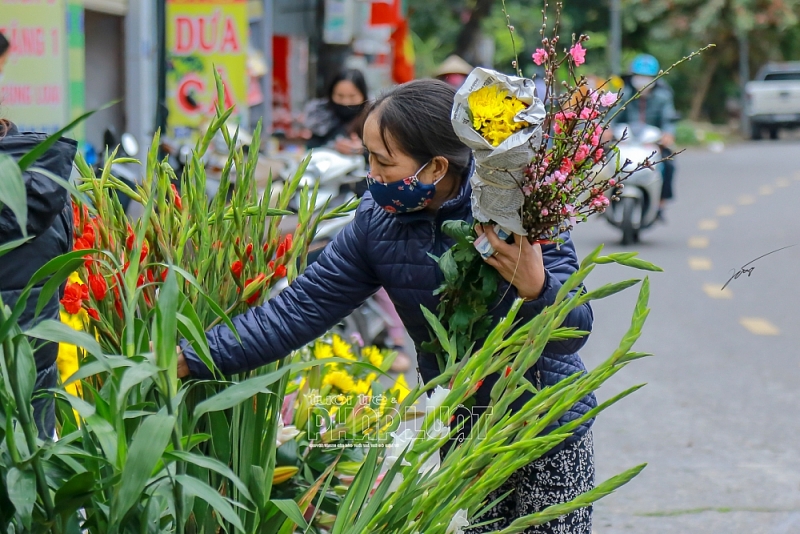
[
  {"x1": 387, "y1": 473, "x2": 404, "y2": 493},
  {"x1": 446, "y1": 509, "x2": 470, "y2": 534},
  {"x1": 426, "y1": 386, "x2": 451, "y2": 412},
  {"x1": 385, "y1": 428, "x2": 415, "y2": 469},
  {"x1": 276, "y1": 416, "x2": 301, "y2": 448},
  {"x1": 426, "y1": 418, "x2": 450, "y2": 440},
  {"x1": 418, "y1": 452, "x2": 440, "y2": 476}
]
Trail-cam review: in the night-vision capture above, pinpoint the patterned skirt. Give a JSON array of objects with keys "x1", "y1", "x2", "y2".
[{"x1": 470, "y1": 431, "x2": 595, "y2": 534}]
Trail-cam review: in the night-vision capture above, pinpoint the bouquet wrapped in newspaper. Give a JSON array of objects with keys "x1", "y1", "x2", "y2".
[{"x1": 452, "y1": 68, "x2": 546, "y2": 236}]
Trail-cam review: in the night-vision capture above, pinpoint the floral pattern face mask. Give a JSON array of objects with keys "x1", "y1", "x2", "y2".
[{"x1": 366, "y1": 161, "x2": 445, "y2": 214}]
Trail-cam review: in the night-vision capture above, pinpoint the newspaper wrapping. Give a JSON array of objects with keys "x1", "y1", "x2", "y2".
[{"x1": 451, "y1": 67, "x2": 546, "y2": 235}]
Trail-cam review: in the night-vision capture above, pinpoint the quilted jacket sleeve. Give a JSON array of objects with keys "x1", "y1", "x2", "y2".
[
  {"x1": 510, "y1": 233, "x2": 593, "y2": 355},
  {"x1": 181, "y1": 203, "x2": 381, "y2": 378}
]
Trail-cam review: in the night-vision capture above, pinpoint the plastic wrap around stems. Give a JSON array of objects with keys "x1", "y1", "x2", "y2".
[{"x1": 452, "y1": 67, "x2": 546, "y2": 236}]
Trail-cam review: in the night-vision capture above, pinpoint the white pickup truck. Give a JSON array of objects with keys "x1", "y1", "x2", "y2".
[{"x1": 745, "y1": 62, "x2": 800, "y2": 140}]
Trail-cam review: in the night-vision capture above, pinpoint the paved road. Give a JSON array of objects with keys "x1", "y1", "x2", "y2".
[{"x1": 571, "y1": 137, "x2": 800, "y2": 533}]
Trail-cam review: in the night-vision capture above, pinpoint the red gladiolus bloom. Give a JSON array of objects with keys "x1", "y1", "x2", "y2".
[
  {"x1": 87, "y1": 308, "x2": 100, "y2": 321},
  {"x1": 231, "y1": 260, "x2": 243, "y2": 278},
  {"x1": 74, "y1": 237, "x2": 91, "y2": 252},
  {"x1": 243, "y1": 273, "x2": 267, "y2": 305},
  {"x1": 60, "y1": 281, "x2": 87, "y2": 315},
  {"x1": 276, "y1": 243, "x2": 286, "y2": 259},
  {"x1": 140, "y1": 241, "x2": 149, "y2": 263},
  {"x1": 88, "y1": 273, "x2": 108, "y2": 301},
  {"x1": 275, "y1": 264, "x2": 287, "y2": 279},
  {"x1": 125, "y1": 224, "x2": 135, "y2": 251},
  {"x1": 82, "y1": 222, "x2": 96, "y2": 246},
  {"x1": 285, "y1": 234, "x2": 293, "y2": 250},
  {"x1": 268, "y1": 260, "x2": 275, "y2": 271},
  {"x1": 170, "y1": 184, "x2": 183, "y2": 210},
  {"x1": 245, "y1": 243, "x2": 253, "y2": 257},
  {"x1": 504, "y1": 366, "x2": 512, "y2": 377},
  {"x1": 146, "y1": 269, "x2": 155, "y2": 284}
]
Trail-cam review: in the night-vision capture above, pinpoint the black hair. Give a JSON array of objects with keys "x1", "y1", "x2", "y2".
[
  {"x1": 0, "y1": 32, "x2": 8, "y2": 58},
  {"x1": 327, "y1": 69, "x2": 369, "y2": 103},
  {"x1": 367, "y1": 79, "x2": 471, "y2": 179}
]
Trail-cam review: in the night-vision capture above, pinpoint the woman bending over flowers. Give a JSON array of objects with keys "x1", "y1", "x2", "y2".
[{"x1": 178, "y1": 79, "x2": 596, "y2": 533}]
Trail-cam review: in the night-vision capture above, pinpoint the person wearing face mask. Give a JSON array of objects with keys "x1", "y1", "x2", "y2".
[
  {"x1": 0, "y1": 31, "x2": 9, "y2": 84},
  {"x1": 613, "y1": 54, "x2": 678, "y2": 221},
  {"x1": 303, "y1": 69, "x2": 369, "y2": 156},
  {"x1": 177, "y1": 79, "x2": 596, "y2": 533}
]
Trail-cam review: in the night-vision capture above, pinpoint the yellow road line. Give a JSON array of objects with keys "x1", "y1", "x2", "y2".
[
  {"x1": 698, "y1": 219, "x2": 718, "y2": 230},
  {"x1": 740, "y1": 317, "x2": 780, "y2": 336},
  {"x1": 689, "y1": 257, "x2": 712, "y2": 270},
  {"x1": 688, "y1": 236, "x2": 709, "y2": 249},
  {"x1": 703, "y1": 283, "x2": 733, "y2": 299},
  {"x1": 759, "y1": 185, "x2": 773, "y2": 195},
  {"x1": 738, "y1": 195, "x2": 756, "y2": 205},
  {"x1": 776, "y1": 177, "x2": 791, "y2": 188},
  {"x1": 716, "y1": 205, "x2": 735, "y2": 216}
]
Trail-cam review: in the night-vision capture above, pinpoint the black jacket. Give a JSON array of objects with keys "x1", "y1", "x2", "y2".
[{"x1": 0, "y1": 123, "x2": 77, "y2": 375}]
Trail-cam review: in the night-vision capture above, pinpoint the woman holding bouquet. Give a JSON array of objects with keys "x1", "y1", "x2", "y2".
[{"x1": 179, "y1": 79, "x2": 596, "y2": 533}]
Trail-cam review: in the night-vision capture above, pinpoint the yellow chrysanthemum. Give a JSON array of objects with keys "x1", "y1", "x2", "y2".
[
  {"x1": 468, "y1": 86, "x2": 508, "y2": 129},
  {"x1": 362, "y1": 346, "x2": 384, "y2": 368},
  {"x1": 467, "y1": 85, "x2": 529, "y2": 147},
  {"x1": 389, "y1": 374, "x2": 411, "y2": 404},
  {"x1": 313, "y1": 341, "x2": 334, "y2": 359},
  {"x1": 331, "y1": 335, "x2": 356, "y2": 361},
  {"x1": 323, "y1": 369, "x2": 356, "y2": 393}
]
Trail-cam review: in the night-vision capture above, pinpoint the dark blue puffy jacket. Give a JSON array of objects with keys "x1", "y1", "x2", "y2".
[{"x1": 182, "y1": 173, "x2": 597, "y2": 446}]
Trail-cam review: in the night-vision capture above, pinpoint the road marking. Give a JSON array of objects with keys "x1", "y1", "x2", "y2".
[
  {"x1": 688, "y1": 236, "x2": 709, "y2": 248},
  {"x1": 703, "y1": 283, "x2": 732, "y2": 299},
  {"x1": 759, "y1": 185, "x2": 773, "y2": 195},
  {"x1": 738, "y1": 195, "x2": 756, "y2": 205},
  {"x1": 716, "y1": 205, "x2": 735, "y2": 216},
  {"x1": 775, "y1": 177, "x2": 791, "y2": 188},
  {"x1": 740, "y1": 317, "x2": 780, "y2": 336},
  {"x1": 698, "y1": 219, "x2": 718, "y2": 230},
  {"x1": 689, "y1": 257, "x2": 712, "y2": 270}
]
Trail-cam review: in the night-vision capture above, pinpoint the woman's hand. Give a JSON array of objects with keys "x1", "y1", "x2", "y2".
[
  {"x1": 477, "y1": 225, "x2": 546, "y2": 301},
  {"x1": 333, "y1": 134, "x2": 364, "y2": 156},
  {"x1": 177, "y1": 349, "x2": 190, "y2": 378}
]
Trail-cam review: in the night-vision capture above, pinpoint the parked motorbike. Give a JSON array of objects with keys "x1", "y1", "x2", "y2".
[{"x1": 603, "y1": 123, "x2": 664, "y2": 245}]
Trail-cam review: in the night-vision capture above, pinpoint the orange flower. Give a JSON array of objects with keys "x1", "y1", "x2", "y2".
[
  {"x1": 60, "y1": 281, "x2": 88, "y2": 315},
  {"x1": 125, "y1": 224, "x2": 135, "y2": 251},
  {"x1": 231, "y1": 260, "x2": 243, "y2": 278},
  {"x1": 243, "y1": 274, "x2": 267, "y2": 305},
  {"x1": 170, "y1": 183, "x2": 183, "y2": 211},
  {"x1": 88, "y1": 273, "x2": 108, "y2": 301},
  {"x1": 139, "y1": 241, "x2": 149, "y2": 263}
]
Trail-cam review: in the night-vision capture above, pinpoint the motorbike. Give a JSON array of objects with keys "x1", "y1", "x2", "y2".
[{"x1": 602, "y1": 123, "x2": 664, "y2": 246}]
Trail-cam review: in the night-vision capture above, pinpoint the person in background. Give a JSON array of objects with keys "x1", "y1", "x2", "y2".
[
  {"x1": 0, "y1": 32, "x2": 79, "y2": 439},
  {"x1": 303, "y1": 69, "x2": 412, "y2": 373},
  {"x1": 304, "y1": 69, "x2": 369, "y2": 156},
  {"x1": 434, "y1": 55, "x2": 474, "y2": 90},
  {"x1": 613, "y1": 53, "x2": 678, "y2": 221}
]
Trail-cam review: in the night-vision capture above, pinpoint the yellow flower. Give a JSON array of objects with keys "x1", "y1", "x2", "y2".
[
  {"x1": 323, "y1": 369, "x2": 356, "y2": 393},
  {"x1": 468, "y1": 85, "x2": 529, "y2": 147},
  {"x1": 331, "y1": 335, "x2": 355, "y2": 361},
  {"x1": 389, "y1": 374, "x2": 411, "y2": 404},
  {"x1": 362, "y1": 346, "x2": 384, "y2": 368},
  {"x1": 313, "y1": 341, "x2": 334, "y2": 360},
  {"x1": 468, "y1": 86, "x2": 508, "y2": 129}
]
